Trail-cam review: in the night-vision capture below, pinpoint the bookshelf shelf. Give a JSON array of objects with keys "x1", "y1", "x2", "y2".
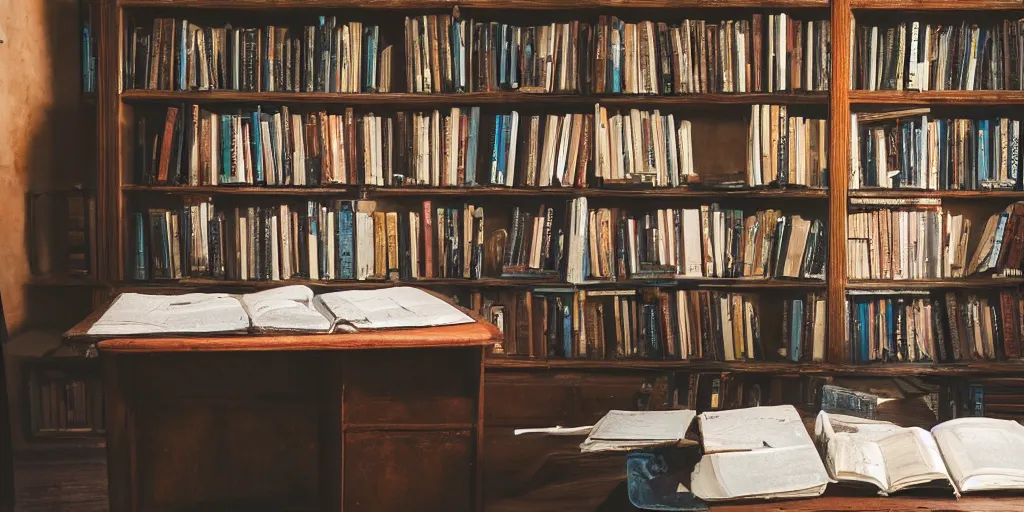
[
  {"x1": 847, "y1": 278, "x2": 1024, "y2": 290},
  {"x1": 849, "y1": 189, "x2": 1024, "y2": 200},
  {"x1": 123, "y1": 184, "x2": 829, "y2": 199},
  {"x1": 120, "y1": 90, "x2": 829, "y2": 107},
  {"x1": 849, "y1": 90, "x2": 1024, "y2": 106},
  {"x1": 850, "y1": 0, "x2": 1024, "y2": 10},
  {"x1": 121, "y1": 184, "x2": 359, "y2": 196},
  {"x1": 485, "y1": 358, "x2": 1024, "y2": 376},
  {"x1": 118, "y1": 0, "x2": 830, "y2": 10}
]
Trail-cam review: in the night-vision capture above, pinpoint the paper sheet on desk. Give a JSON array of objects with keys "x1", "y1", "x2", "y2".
[
  {"x1": 316, "y1": 287, "x2": 473, "y2": 330},
  {"x1": 699, "y1": 405, "x2": 812, "y2": 453},
  {"x1": 87, "y1": 292, "x2": 250, "y2": 335}
]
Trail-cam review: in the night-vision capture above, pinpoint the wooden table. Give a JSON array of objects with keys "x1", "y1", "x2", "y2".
[{"x1": 82, "y1": 320, "x2": 499, "y2": 512}]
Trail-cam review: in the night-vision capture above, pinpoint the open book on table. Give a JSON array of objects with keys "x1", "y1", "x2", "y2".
[
  {"x1": 816, "y1": 412, "x2": 1024, "y2": 496},
  {"x1": 84, "y1": 286, "x2": 474, "y2": 336},
  {"x1": 814, "y1": 411, "x2": 953, "y2": 496},
  {"x1": 578, "y1": 409, "x2": 698, "y2": 453},
  {"x1": 690, "y1": 405, "x2": 832, "y2": 502}
]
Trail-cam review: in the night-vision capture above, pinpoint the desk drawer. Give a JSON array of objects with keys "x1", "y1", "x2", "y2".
[{"x1": 341, "y1": 348, "x2": 479, "y2": 425}]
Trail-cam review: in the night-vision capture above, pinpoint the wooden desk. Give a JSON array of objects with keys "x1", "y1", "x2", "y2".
[{"x1": 89, "y1": 321, "x2": 498, "y2": 512}]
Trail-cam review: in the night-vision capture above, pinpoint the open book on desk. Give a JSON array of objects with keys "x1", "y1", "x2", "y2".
[
  {"x1": 579, "y1": 410, "x2": 697, "y2": 453},
  {"x1": 84, "y1": 286, "x2": 474, "y2": 336},
  {"x1": 690, "y1": 405, "x2": 831, "y2": 502},
  {"x1": 816, "y1": 412, "x2": 1024, "y2": 496},
  {"x1": 814, "y1": 411, "x2": 953, "y2": 496}
]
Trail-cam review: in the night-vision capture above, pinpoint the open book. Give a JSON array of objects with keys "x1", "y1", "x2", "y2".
[
  {"x1": 816, "y1": 412, "x2": 1024, "y2": 496},
  {"x1": 579, "y1": 410, "x2": 697, "y2": 453},
  {"x1": 814, "y1": 411, "x2": 953, "y2": 495},
  {"x1": 87, "y1": 286, "x2": 474, "y2": 336},
  {"x1": 691, "y1": 405, "x2": 831, "y2": 501}
]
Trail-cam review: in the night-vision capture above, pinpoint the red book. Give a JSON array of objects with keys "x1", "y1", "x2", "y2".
[{"x1": 157, "y1": 106, "x2": 179, "y2": 183}]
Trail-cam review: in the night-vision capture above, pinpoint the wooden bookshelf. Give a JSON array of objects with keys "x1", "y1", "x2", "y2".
[{"x1": 83, "y1": 0, "x2": 1024, "y2": 509}]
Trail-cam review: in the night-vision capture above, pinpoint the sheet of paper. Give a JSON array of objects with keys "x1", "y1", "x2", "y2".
[
  {"x1": 932, "y1": 417, "x2": 1024, "y2": 493},
  {"x1": 691, "y1": 445, "x2": 830, "y2": 501},
  {"x1": 514, "y1": 426, "x2": 593, "y2": 436},
  {"x1": 241, "y1": 285, "x2": 331, "y2": 332},
  {"x1": 878, "y1": 427, "x2": 951, "y2": 493},
  {"x1": 316, "y1": 287, "x2": 473, "y2": 330},
  {"x1": 87, "y1": 293, "x2": 250, "y2": 335},
  {"x1": 699, "y1": 405, "x2": 811, "y2": 453}
]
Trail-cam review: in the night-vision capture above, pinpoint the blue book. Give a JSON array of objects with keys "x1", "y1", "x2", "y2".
[
  {"x1": 899, "y1": 122, "x2": 911, "y2": 187},
  {"x1": 82, "y1": 26, "x2": 92, "y2": 92},
  {"x1": 979, "y1": 119, "x2": 990, "y2": 182},
  {"x1": 970, "y1": 385, "x2": 985, "y2": 416},
  {"x1": 221, "y1": 115, "x2": 232, "y2": 183},
  {"x1": 465, "y1": 108, "x2": 480, "y2": 184},
  {"x1": 499, "y1": 114, "x2": 512, "y2": 184},
  {"x1": 365, "y1": 26, "x2": 377, "y2": 92},
  {"x1": 562, "y1": 301, "x2": 572, "y2": 358},
  {"x1": 499, "y1": 25, "x2": 509, "y2": 88},
  {"x1": 858, "y1": 302, "x2": 870, "y2": 363},
  {"x1": 914, "y1": 126, "x2": 924, "y2": 187},
  {"x1": 509, "y1": 28, "x2": 519, "y2": 89},
  {"x1": 133, "y1": 213, "x2": 148, "y2": 280},
  {"x1": 491, "y1": 115, "x2": 503, "y2": 184},
  {"x1": 451, "y1": 23, "x2": 462, "y2": 91},
  {"x1": 251, "y1": 109, "x2": 264, "y2": 184},
  {"x1": 790, "y1": 299, "x2": 804, "y2": 362},
  {"x1": 338, "y1": 202, "x2": 354, "y2": 279},
  {"x1": 179, "y1": 21, "x2": 188, "y2": 91},
  {"x1": 886, "y1": 299, "x2": 895, "y2": 361},
  {"x1": 988, "y1": 212, "x2": 1010, "y2": 269},
  {"x1": 612, "y1": 23, "x2": 623, "y2": 93}
]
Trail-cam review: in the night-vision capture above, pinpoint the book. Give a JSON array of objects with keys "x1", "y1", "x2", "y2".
[{"x1": 579, "y1": 409, "x2": 697, "y2": 453}]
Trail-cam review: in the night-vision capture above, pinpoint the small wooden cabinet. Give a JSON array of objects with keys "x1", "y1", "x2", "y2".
[{"x1": 90, "y1": 322, "x2": 498, "y2": 512}]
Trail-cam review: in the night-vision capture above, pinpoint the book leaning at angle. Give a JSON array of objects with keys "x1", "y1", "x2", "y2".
[
  {"x1": 578, "y1": 409, "x2": 697, "y2": 453},
  {"x1": 816, "y1": 411, "x2": 1024, "y2": 496},
  {"x1": 86, "y1": 286, "x2": 473, "y2": 336},
  {"x1": 691, "y1": 405, "x2": 832, "y2": 501}
]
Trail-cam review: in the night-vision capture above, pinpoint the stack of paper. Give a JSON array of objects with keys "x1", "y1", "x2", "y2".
[
  {"x1": 691, "y1": 405, "x2": 832, "y2": 501},
  {"x1": 579, "y1": 410, "x2": 697, "y2": 453}
]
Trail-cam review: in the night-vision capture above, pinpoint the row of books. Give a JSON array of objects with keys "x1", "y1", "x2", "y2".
[
  {"x1": 854, "y1": 20, "x2": 1024, "y2": 92},
  {"x1": 121, "y1": 13, "x2": 830, "y2": 95},
  {"x1": 477, "y1": 287, "x2": 824, "y2": 361},
  {"x1": 850, "y1": 109, "x2": 1021, "y2": 190},
  {"x1": 747, "y1": 105, "x2": 829, "y2": 188},
  {"x1": 30, "y1": 373, "x2": 104, "y2": 434},
  {"x1": 123, "y1": 18, "x2": 392, "y2": 93},
  {"x1": 563, "y1": 199, "x2": 826, "y2": 282},
  {"x1": 134, "y1": 200, "x2": 485, "y2": 282},
  {"x1": 137, "y1": 103, "x2": 824, "y2": 189},
  {"x1": 846, "y1": 202, "x2": 1024, "y2": 280},
  {"x1": 847, "y1": 291, "x2": 1024, "y2": 363}
]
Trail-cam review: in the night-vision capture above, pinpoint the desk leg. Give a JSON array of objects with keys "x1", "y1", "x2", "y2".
[
  {"x1": 475, "y1": 347, "x2": 485, "y2": 512},
  {"x1": 103, "y1": 354, "x2": 133, "y2": 512}
]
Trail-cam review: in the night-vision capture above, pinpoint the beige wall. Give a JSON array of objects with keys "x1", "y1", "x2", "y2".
[{"x1": 0, "y1": 0, "x2": 88, "y2": 334}]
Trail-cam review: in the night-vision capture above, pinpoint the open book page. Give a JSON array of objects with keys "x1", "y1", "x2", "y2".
[
  {"x1": 699, "y1": 405, "x2": 811, "y2": 453},
  {"x1": 240, "y1": 286, "x2": 332, "y2": 332},
  {"x1": 315, "y1": 287, "x2": 474, "y2": 330},
  {"x1": 580, "y1": 410, "x2": 697, "y2": 453},
  {"x1": 814, "y1": 412, "x2": 893, "y2": 491},
  {"x1": 691, "y1": 445, "x2": 830, "y2": 501},
  {"x1": 87, "y1": 293, "x2": 250, "y2": 335},
  {"x1": 877, "y1": 427, "x2": 952, "y2": 494},
  {"x1": 932, "y1": 417, "x2": 1024, "y2": 493}
]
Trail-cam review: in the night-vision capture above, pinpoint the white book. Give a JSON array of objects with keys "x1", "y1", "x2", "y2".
[
  {"x1": 749, "y1": 106, "x2": 761, "y2": 186},
  {"x1": 682, "y1": 209, "x2": 702, "y2": 276},
  {"x1": 778, "y1": 14, "x2": 787, "y2": 91},
  {"x1": 667, "y1": 114, "x2": 679, "y2": 187},
  {"x1": 317, "y1": 286, "x2": 473, "y2": 331},
  {"x1": 580, "y1": 409, "x2": 696, "y2": 453},
  {"x1": 270, "y1": 215, "x2": 280, "y2": 281},
  {"x1": 326, "y1": 209, "x2": 335, "y2": 279},
  {"x1": 908, "y1": 22, "x2": 920, "y2": 90},
  {"x1": 355, "y1": 212, "x2": 374, "y2": 280},
  {"x1": 449, "y1": 107, "x2": 460, "y2": 186},
  {"x1": 921, "y1": 25, "x2": 931, "y2": 91},
  {"x1": 869, "y1": 26, "x2": 879, "y2": 91},
  {"x1": 87, "y1": 292, "x2": 250, "y2": 335},
  {"x1": 506, "y1": 111, "x2": 520, "y2": 187},
  {"x1": 692, "y1": 406, "x2": 830, "y2": 502}
]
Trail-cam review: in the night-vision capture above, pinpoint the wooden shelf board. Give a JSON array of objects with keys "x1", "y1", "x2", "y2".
[
  {"x1": 114, "y1": 277, "x2": 824, "y2": 291},
  {"x1": 850, "y1": 189, "x2": 1024, "y2": 199},
  {"x1": 122, "y1": 184, "x2": 358, "y2": 196},
  {"x1": 368, "y1": 186, "x2": 828, "y2": 199},
  {"x1": 485, "y1": 358, "x2": 1024, "y2": 375},
  {"x1": 120, "y1": 90, "x2": 828, "y2": 106},
  {"x1": 118, "y1": 0, "x2": 828, "y2": 10},
  {"x1": 847, "y1": 278, "x2": 1024, "y2": 290},
  {"x1": 851, "y1": 0, "x2": 1024, "y2": 10},
  {"x1": 850, "y1": 90, "x2": 1024, "y2": 105},
  {"x1": 123, "y1": 184, "x2": 827, "y2": 199}
]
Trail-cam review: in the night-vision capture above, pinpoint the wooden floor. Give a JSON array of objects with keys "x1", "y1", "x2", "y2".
[{"x1": 12, "y1": 450, "x2": 108, "y2": 512}]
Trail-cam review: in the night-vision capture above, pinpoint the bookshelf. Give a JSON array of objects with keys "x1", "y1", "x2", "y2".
[
  {"x1": 87, "y1": 0, "x2": 1024, "y2": 373},
  {"x1": 78, "y1": 0, "x2": 1024, "y2": 508}
]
